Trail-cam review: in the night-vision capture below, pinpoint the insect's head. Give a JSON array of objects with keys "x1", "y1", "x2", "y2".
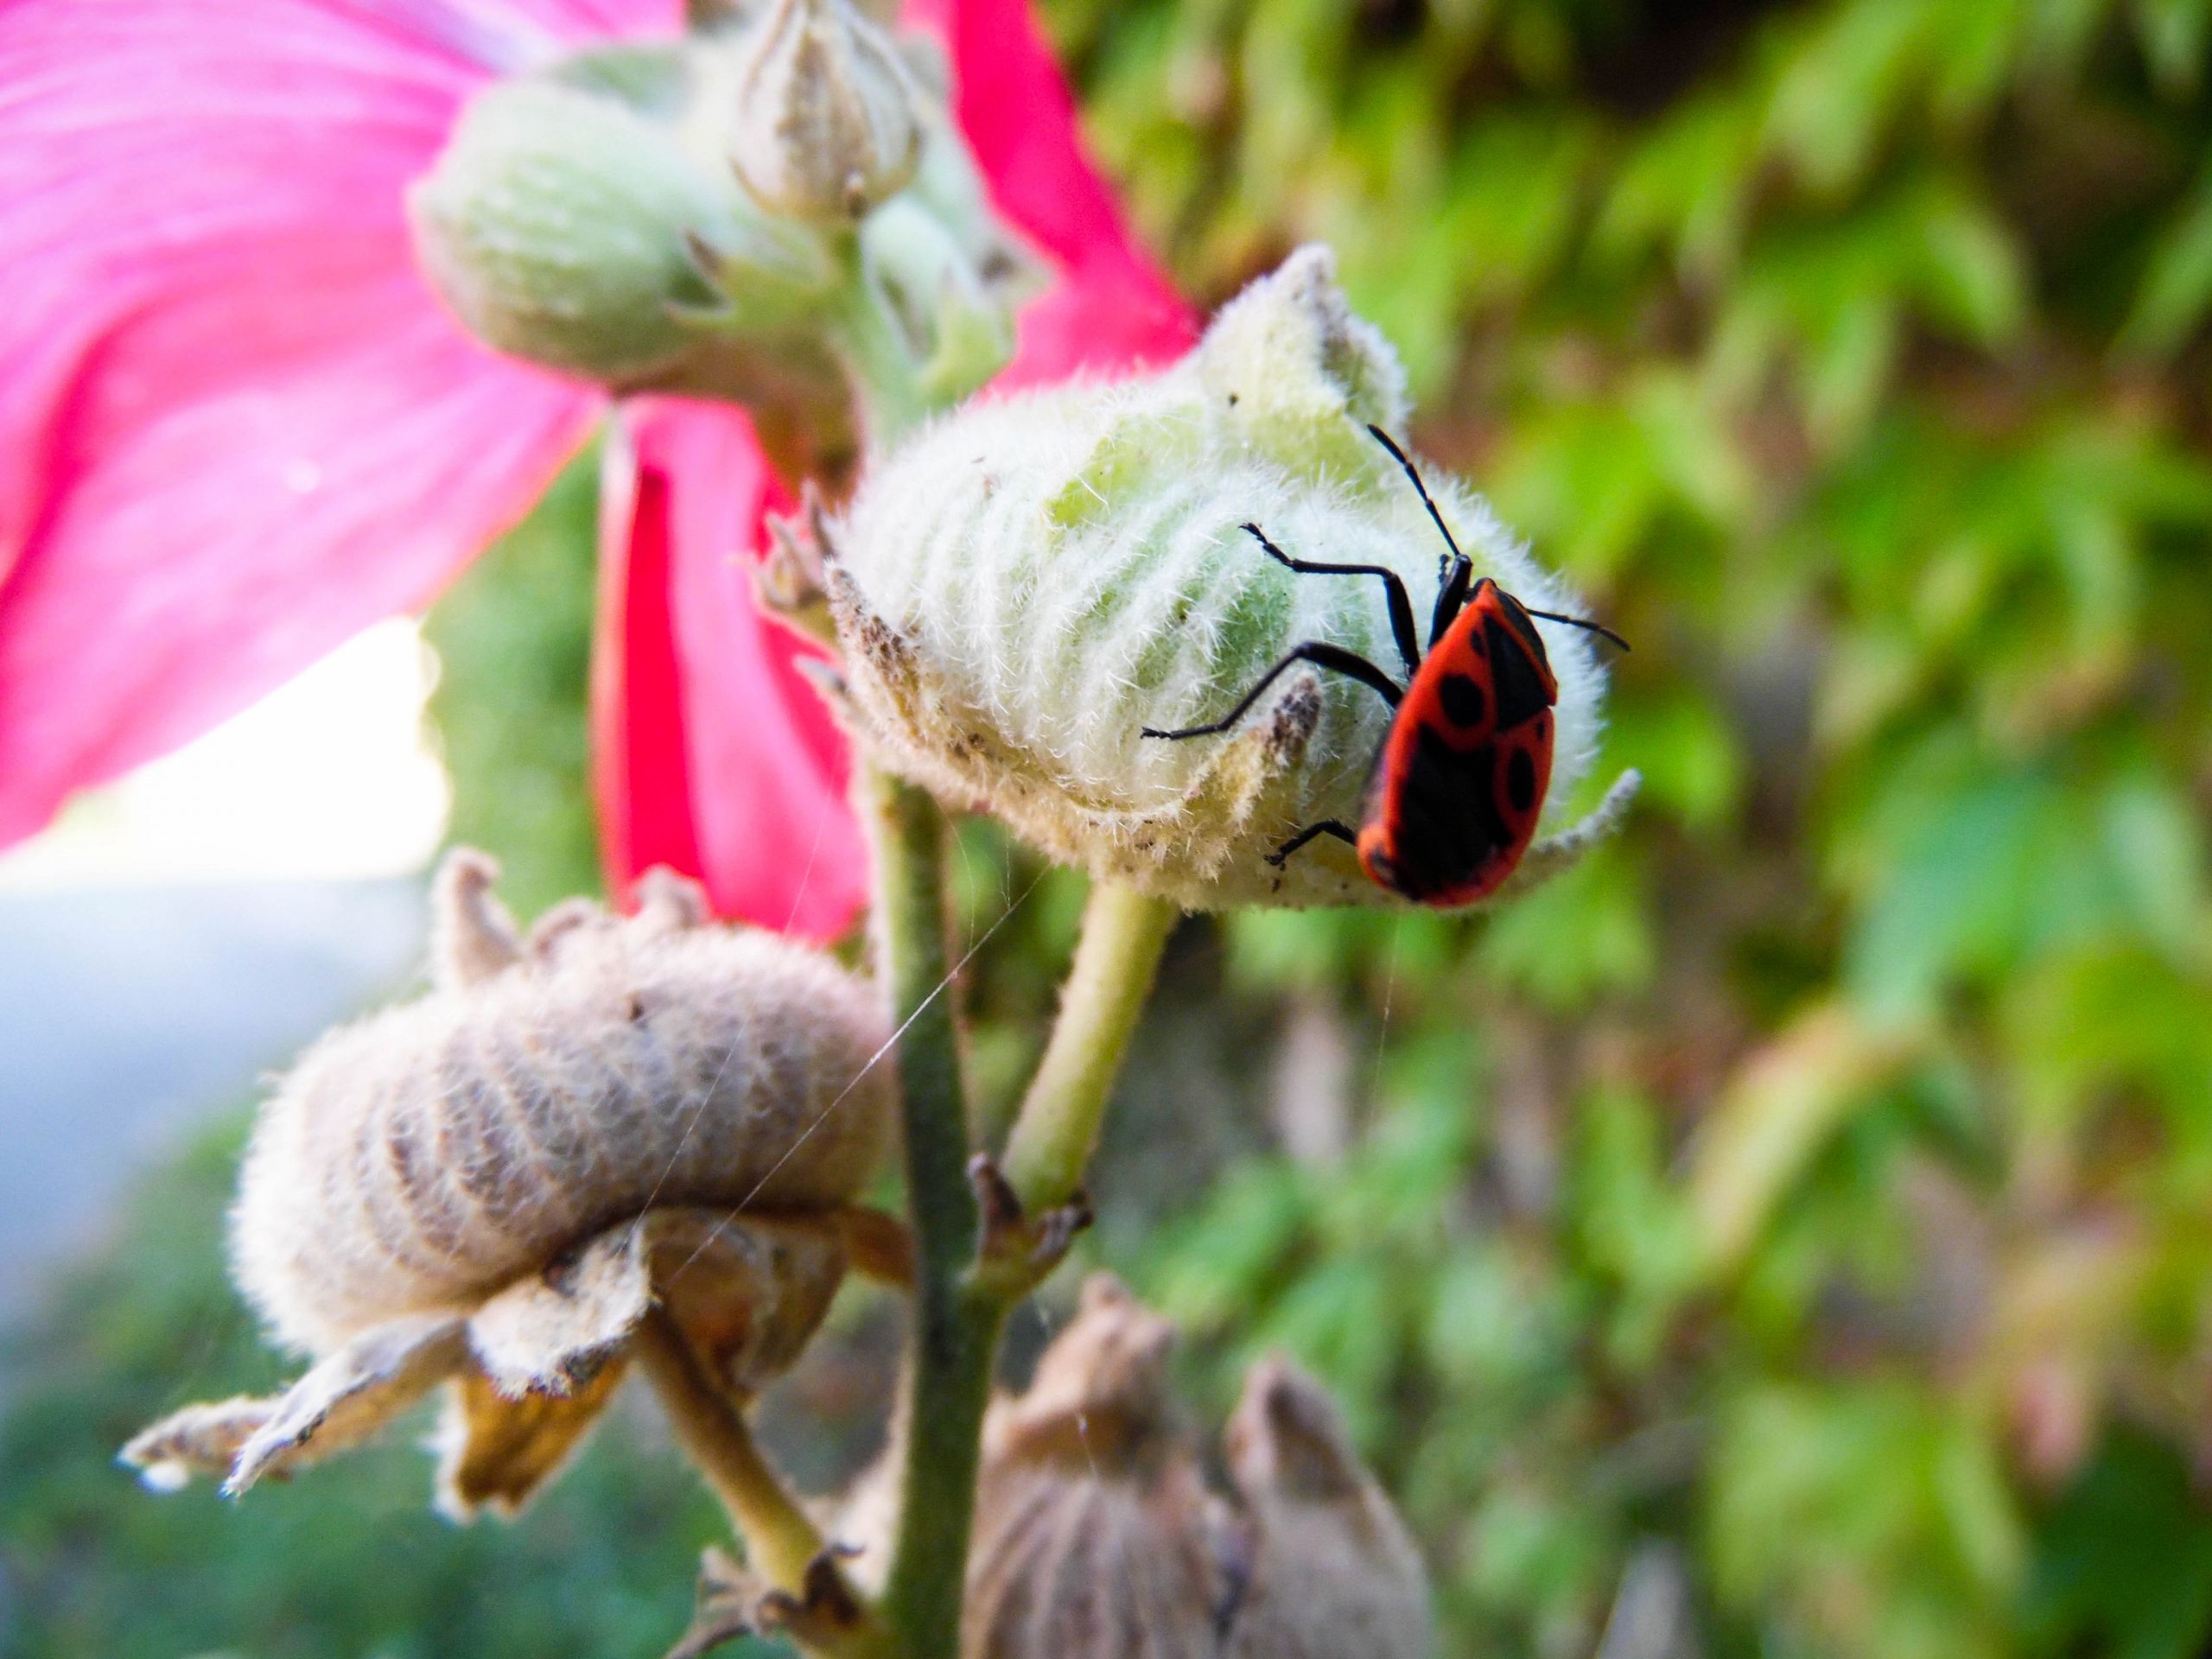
[{"x1": 1364, "y1": 423, "x2": 1630, "y2": 656}]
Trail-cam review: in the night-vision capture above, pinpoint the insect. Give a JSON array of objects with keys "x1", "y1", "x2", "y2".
[{"x1": 1142, "y1": 424, "x2": 1628, "y2": 906}]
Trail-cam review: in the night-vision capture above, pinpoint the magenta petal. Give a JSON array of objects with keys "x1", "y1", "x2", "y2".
[
  {"x1": 906, "y1": 0, "x2": 1198, "y2": 385},
  {"x1": 593, "y1": 400, "x2": 867, "y2": 942},
  {"x1": 0, "y1": 0, "x2": 637, "y2": 843},
  {"x1": 0, "y1": 262, "x2": 595, "y2": 844}
]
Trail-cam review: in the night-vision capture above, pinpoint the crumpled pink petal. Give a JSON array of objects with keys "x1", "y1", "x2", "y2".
[
  {"x1": 595, "y1": 0, "x2": 1197, "y2": 935},
  {"x1": 594, "y1": 399, "x2": 866, "y2": 942},
  {"x1": 0, "y1": 0, "x2": 678, "y2": 843}
]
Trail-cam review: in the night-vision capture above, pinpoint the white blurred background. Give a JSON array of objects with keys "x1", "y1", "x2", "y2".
[{"x1": 0, "y1": 620, "x2": 447, "y2": 1306}]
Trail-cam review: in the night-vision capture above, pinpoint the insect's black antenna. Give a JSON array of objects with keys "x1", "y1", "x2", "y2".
[
  {"x1": 1523, "y1": 607, "x2": 1630, "y2": 652},
  {"x1": 1366, "y1": 423, "x2": 1463, "y2": 563}
]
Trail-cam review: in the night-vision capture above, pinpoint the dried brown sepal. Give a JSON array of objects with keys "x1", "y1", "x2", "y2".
[
  {"x1": 436, "y1": 1361, "x2": 630, "y2": 1518},
  {"x1": 757, "y1": 1548, "x2": 874, "y2": 1649},
  {"x1": 650, "y1": 1210, "x2": 851, "y2": 1395},
  {"x1": 430, "y1": 849, "x2": 525, "y2": 988},
  {"x1": 967, "y1": 1154, "x2": 1092, "y2": 1303},
  {"x1": 668, "y1": 1547, "x2": 762, "y2": 1659},
  {"x1": 758, "y1": 483, "x2": 839, "y2": 645},
  {"x1": 121, "y1": 1396, "x2": 276, "y2": 1492},
  {"x1": 227, "y1": 1314, "x2": 473, "y2": 1494},
  {"x1": 834, "y1": 1203, "x2": 918, "y2": 1288},
  {"x1": 668, "y1": 1544, "x2": 876, "y2": 1659},
  {"x1": 467, "y1": 1223, "x2": 659, "y2": 1396}
]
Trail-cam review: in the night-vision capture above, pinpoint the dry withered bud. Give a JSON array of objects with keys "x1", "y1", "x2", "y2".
[
  {"x1": 834, "y1": 1275, "x2": 1430, "y2": 1658},
  {"x1": 125, "y1": 850, "x2": 899, "y2": 1516}
]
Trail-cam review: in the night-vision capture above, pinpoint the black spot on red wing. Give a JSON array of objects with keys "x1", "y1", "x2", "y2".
[
  {"x1": 1506, "y1": 745, "x2": 1538, "y2": 814},
  {"x1": 1438, "y1": 671, "x2": 1487, "y2": 728},
  {"x1": 1482, "y1": 611, "x2": 1554, "y2": 731},
  {"x1": 1380, "y1": 724, "x2": 1513, "y2": 901}
]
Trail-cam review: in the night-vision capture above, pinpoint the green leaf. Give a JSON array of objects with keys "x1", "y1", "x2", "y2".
[
  {"x1": 1845, "y1": 766, "x2": 2068, "y2": 1022},
  {"x1": 2119, "y1": 165, "x2": 2212, "y2": 359}
]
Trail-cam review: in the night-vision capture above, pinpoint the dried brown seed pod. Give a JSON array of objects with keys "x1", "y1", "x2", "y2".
[
  {"x1": 965, "y1": 1275, "x2": 1227, "y2": 1659},
  {"x1": 830, "y1": 1275, "x2": 1430, "y2": 1659},
  {"x1": 235, "y1": 849, "x2": 894, "y2": 1352},
  {"x1": 127, "y1": 850, "x2": 899, "y2": 1516}
]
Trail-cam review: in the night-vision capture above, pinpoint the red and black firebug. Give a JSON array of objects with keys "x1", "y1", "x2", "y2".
[{"x1": 1142, "y1": 424, "x2": 1628, "y2": 907}]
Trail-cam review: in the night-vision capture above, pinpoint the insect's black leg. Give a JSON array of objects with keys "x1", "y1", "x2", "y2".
[
  {"x1": 1431, "y1": 555, "x2": 1473, "y2": 645},
  {"x1": 1241, "y1": 523, "x2": 1421, "y2": 678},
  {"x1": 1265, "y1": 820, "x2": 1359, "y2": 868},
  {"x1": 1141, "y1": 642, "x2": 1403, "y2": 741}
]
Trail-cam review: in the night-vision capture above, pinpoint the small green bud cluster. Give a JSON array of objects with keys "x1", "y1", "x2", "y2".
[{"x1": 409, "y1": 0, "x2": 1030, "y2": 430}]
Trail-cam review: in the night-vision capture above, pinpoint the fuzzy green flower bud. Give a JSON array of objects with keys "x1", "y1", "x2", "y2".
[
  {"x1": 410, "y1": 73, "x2": 826, "y2": 388},
  {"x1": 825, "y1": 247, "x2": 1637, "y2": 912},
  {"x1": 411, "y1": 16, "x2": 1029, "y2": 442}
]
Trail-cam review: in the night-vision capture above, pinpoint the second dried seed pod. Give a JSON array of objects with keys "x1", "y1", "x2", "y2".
[
  {"x1": 235, "y1": 852, "x2": 893, "y2": 1352},
  {"x1": 830, "y1": 1274, "x2": 1431, "y2": 1658},
  {"x1": 129, "y1": 852, "x2": 898, "y2": 1516}
]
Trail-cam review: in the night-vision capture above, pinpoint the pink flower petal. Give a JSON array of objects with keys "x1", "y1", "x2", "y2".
[
  {"x1": 0, "y1": 259, "x2": 596, "y2": 844},
  {"x1": 594, "y1": 400, "x2": 867, "y2": 941},
  {"x1": 0, "y1": 0, "x2": 684, "y2": 842},
  {"x1": 906, "y1": 0, "x2": 1198, "y2": 385}
]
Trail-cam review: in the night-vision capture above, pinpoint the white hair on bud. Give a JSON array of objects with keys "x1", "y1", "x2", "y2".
[
  {"x1": 232, "y1": 851, "x2": 895, "y2": 1355},
  {"x1": 830, "y1": 245, "x2": 1615, "y2": 912}
]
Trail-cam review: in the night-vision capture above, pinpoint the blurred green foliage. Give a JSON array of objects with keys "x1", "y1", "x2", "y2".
[
  {"x1": 0, "y1": 1116, "x2": 756, "y2": 1659},
  {"x1": 423, "y1": 446, "x2": 606, "y2": 921},
  {"x1": 8, "y1": 2, "x2": 2212, "y2": 1656},
  {"x1": 1042, "y1": 0, "x2": 2212, "y2": 1653}
]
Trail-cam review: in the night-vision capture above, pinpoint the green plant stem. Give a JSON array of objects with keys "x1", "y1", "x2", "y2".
[
  {"x1": 868, "y1": 771, "x2": 990, "y2": 1659},
  {"x1": 868, "y1": 821, "x2": 1179, "y2": 1657},
  {"x1": 837, "y1": 244, "x2": 1168, "y2": 1656},
  {"x1": 830, "y1": 276, "x2": 932, "y2": 444},
  {"x1": 999, "y1": 882, "x2": 1180, "y2": 1213},
  {"x1": 631, "y1": 1306, "x2": 825, "y2": 1592}
]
